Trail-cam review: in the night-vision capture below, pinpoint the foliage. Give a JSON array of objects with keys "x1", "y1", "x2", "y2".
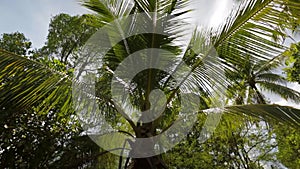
[
  {"x1": 0, "y1": 14, "x2": 115, "y2": 168},
  {"x1": 164, "y1": 114, "x2": 277, "y2": 169},
  {"x1": 285, "y1": 42, "x2": 300, "y2": 84},
  {"x1": 38, "y1": 13, "x2": 98, "y2": 69},
  {"x1": 0, "y1": 32, "x2": 32, "y2": 56},
  {"x1": 275, "y1": 124, "x2": 300, "y2": 169}
]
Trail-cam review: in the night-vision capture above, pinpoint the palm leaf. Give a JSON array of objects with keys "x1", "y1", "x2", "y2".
[
  {"x1": 175, "y1": 0, "x2": 300, "y2": 107},
  {"x1": 0, "y1": 49, "x2": 72, "y2": 116},
  {"x1": 256, "y1": 73, "x2": 286, "y2": 84},
  {"x1": 215, "y1": 0, "x2": 300, "y2": 68},
  {"x1": 225, "y1": 104, "x2": 300, "y2": 127},
  {"x1": 253, "y1": 54, "x2": 284, "y2": 74},
  {"x1": 133, "y1": 0, "x2": 190, "y2": 17},
  {"x1": 258, "y1": 81, "x2": 300, "y2": 103}
]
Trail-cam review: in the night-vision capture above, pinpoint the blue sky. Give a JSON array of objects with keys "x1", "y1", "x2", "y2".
[
  {"x1": 0, "y1": 0, "x2": 299, "y2": 108},
  {"x1": 0, "y1": 0, "x2": 90, "y2": 48}
]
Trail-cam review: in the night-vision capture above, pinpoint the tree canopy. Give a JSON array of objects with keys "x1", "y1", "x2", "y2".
[{"x1": 0, "y1": 32, "x2": 32, "y2": 56}]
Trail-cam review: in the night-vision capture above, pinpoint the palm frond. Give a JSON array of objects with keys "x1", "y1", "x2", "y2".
[
  {"x1": 133, "y1": 0, "x2": 190, "y2": 18},
  {"x1": 0, "y1": 49, "x2": 71, "y2": 115},
  {"x1": 256, "y1": 72, "x2": 287, "y2": 84},
  {"x1": 253, "y1": 54, "x2": 284, "y2": 74},
  {"x1": 258, "y1": 81, "x2": 300, "y2": 103},
  {"x1": 81, "y1": 0, "x2": 115, "y2": 24},
  {"x1": 215, "y1": 0, "x2": 300, "y2": 68},
  {"x1": 225, "y1": 104, "x2": 300, "y2": 127},
  {"x1": 0, "y1": 48, "x2": 140, "y2": 132},
  {"x1": 181, "y1": 0, "x2": 300, "y2": 103}
]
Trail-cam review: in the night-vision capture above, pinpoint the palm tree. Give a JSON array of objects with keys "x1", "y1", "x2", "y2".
[
  {"x1": 1, "y1": 0, "x2": 300, "y2": 168},
  {"x1": 227, "y1": 55, "x2": 300, "y2": 105}
]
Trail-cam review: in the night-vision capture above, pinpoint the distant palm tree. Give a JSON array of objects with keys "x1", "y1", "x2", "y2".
[
  {"x1": 227, "y1": 55, "x2": 300, "y2": 104},
  {"x1": 1, "y1": 0, "x2": 300, "y2": 168}
]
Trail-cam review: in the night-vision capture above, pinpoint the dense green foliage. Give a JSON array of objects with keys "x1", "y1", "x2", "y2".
[
  {"x1": 0, "y1": 15, "x2": 117, "y2": 168},
  {"x1": 285, "y1": 42, "x2": 300, "y2": 84},
  {"x1": 0, "y1": 32, "x2": 32, "y2": 56},
  {"x1": 38, "y1": 13, "x2": 98, "y2": 68},
  {"x1": 275, "y1": 125, "x2": 300, "y2": 169},
  {"x1": 165, "y1": 115, "x2": 274, "y2": 169}
]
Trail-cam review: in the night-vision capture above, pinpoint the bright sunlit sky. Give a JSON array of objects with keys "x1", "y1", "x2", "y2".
[{"x1": 0, "y1": 0, "x2": 299, "y2": 108}]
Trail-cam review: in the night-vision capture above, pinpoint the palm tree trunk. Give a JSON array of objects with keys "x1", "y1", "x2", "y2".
[
  {"x1": 126, "y1": 122, "x2": 168, "y2": 169},
  {"x1": 129, "y1": 155, "x2": 167, "y2": 169},
  {"x1": 251, "y1": 84, "x2": 266, "y2": 104}
]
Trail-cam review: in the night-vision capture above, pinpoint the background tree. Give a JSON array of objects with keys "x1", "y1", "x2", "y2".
[
  {"x1": 273, "y1": 42, "x2": 300, "y2": 169},
  {"x1": 164, "y1": 114, "x2": 279, "y2": 169},
  {"x1": 0, "y1": 14, "x2": 118, "y2": 168},
  {"x1": 275, "y1": 124, "x2": 300, "y2": 169},
  {"x1": 0, "y1": 32, "x2": 32, "y2": 56},
  {"x1": 226, "y1": 55, "x2": 300, "y2": 105},
  {"x1": 285, "y1": 42, "x2": 300, "y2": 84},
  {"x1": 38, "y1": 13, "x2": 98, "y2": 69}
]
